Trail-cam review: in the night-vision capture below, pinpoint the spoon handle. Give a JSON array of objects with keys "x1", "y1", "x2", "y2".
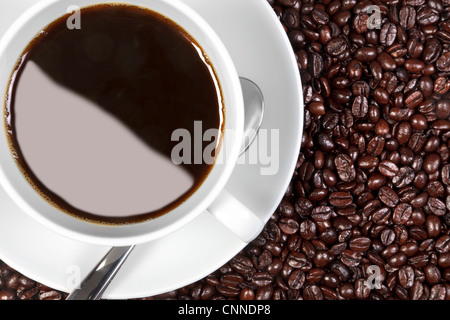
[{"x1": 66, "y1": 245, "x2": 135, "y2": 300}]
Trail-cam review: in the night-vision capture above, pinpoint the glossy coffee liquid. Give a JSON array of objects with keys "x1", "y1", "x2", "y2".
[{"x1": 4, "y1": 4, "x2": 224, "y2": 224}]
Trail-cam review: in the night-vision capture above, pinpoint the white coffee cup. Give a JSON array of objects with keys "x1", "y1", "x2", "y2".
[{"x1": 0, "y1": 0, "x2": 264, "y2": 246}]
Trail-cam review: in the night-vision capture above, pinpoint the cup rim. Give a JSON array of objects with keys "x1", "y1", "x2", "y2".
[{"x1": 0, "y1": 0, "x2": 244, "y2": 246}]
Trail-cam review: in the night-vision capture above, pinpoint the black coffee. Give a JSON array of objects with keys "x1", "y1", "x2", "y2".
[{"x1": 4, "y1": 4, "x2": 224, "y2": 225}]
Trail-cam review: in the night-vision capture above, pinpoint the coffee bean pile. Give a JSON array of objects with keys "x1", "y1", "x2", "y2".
[
  {"x1": 149, "y1": 0, "x2": 450, "y2": 301},
  {"x1": 0, "y1": 0, "x2": 449, "y2": 300},
  {"x1": 0, "y1": 262, "x2": 65, "y2": 300}
]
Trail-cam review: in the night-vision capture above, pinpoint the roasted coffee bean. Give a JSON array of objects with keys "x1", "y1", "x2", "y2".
[
  {"x1": 239, "y1": 287, "x2": 255, "y2": 300},
  {"x1": 423, "y1": 38, "x2": 442, "y2": 64},
  {"x1": 340, "y1": 250, "x2": 362, "y2": 267},
  {"x1": 217, "y1": 284, "x2": 240, "y2": 298},
  {"x1": 335, "y1": 154, "x2": 356, "y2": 182},
  {"x1": 332, "y1": 216, "x2": 353, "y2": 232},
  {"x1": 438, "y1": 252, "x2": 450, "y2": 268},
  {"x1": 404, "y1": 59, "x2": 425, "y2": 73},
  {"x1": 423, "y1": 153, "x2": 441, "y2": 174},
  {"x1": 38, "y1": 290, "x2": 62, "y2": 300},
  {"x1": 299, "y1": 220, "x2": 317, "y2": 240},
  {"x1": 351, "y1": 95, "x2": 369, "y2": 118},
  {"x1": 425, "y1": 215, "x2": 442, "y2": 238},
  {"x1": 354, "y1": 47, "x2": 377, "y2": 62},
  {"x1": 388, "y1": 252, "x2": 407, "y2": 268},
  {"x1": 277, "y1": 199, "x2": 295, "y2": 218},
  {"x1": 309, "y1": 53, "x2": 324, "y2": 79},
  {"x1": 255, "y1": 286, "x2": 273, "y2": 300},
  {"x1": 378, "y1": 160, "x2": 399, "y2": 177},
  {"x1": 354, "y1": 279, "x2": 370, "y2": 299},
  {"x1": 313, "y1": 251, "x2": 332, "y2": 268},
  {"x1": 410, "y1": 280, "x2": 424, "y2": 300},
  {"x1": 338, "y1": 283, "x2": 355, "y2": 299},
  {"x1": 229, "y1": 254, "x2": 253, "y2": 275},
  {"x1": 436, "y1": 52, "x2": 450, "y2": 72},
  {"x1": 311, "y1": 206, "x2": 333, "y2": 221},
  {"x1": 356, "y1": 155, "x2": 379, "y2": 169},
  {"x1": 429, "y1": 284, "x2": 446, "y2": 300},
  {"x1": 393, "y1": 203, "x2": 413, "y2": 225},
  {"x1": 404, "y1": 91, "x2": 423, "y2": 109},
  {"x1": 428, "y1": 197, "x2": 446, "y2": 216},
  {"x1": 322, "y1": 273, "x2": 340, "y2": 289},
  {"x1": 326, "y1": 36, "x2": 348, "y2": 56},
  {"x1": 329, "y1": 192, "x2": 353, "y2": 207},
  {"x1": 287, "y1": 269, "x2": 305, "y2": 290},
  {"x1": 367, "y1": 136, "x2": 385, "y2": 156},
  {"x1": 0, "y1": 289, "x2": 15, "y2": 300},
  {"x1": 371, "y1": 207, "x2": 391, "y2": 225},
  {"x1": 434, "y1": 76, "x2": 450, "y2": 95},
  {"x1": 436, "y1": 101, "x2": 450, "y2": 119},
  {"x1": 319, "y1": 228, "x2": 338, "y2": 245},
  {"x1": 287, "y1": 252, "x2": 309, "y2": 269},
  {"x1": 373, "y1": 87, "x2": 390, "y2": 105},
  {"x1": 349, "y1": 236, "x2": 371, "y2": 253},
  {"x1": 311, "y1": 9, "x2": 329, "y2": 26},
  {"x1": 295, "y1": 197, "x2": 313, "y2": 216},
  {"x1": 377, "y1": 53, "x2": 397, "y2": 72},
  {"x1": 381, "y1": 228, "x2": 396, "y2": 246},
  {"x1": 424, "y1": 265, "x2": 441, "y2": 285},
  {"x1": 392, "y1": 166, "x2": 415, "y2": 188},
  {"x1": 278, "y1": 218, "x2": 299, "y2": 235},
  {"x1": 380, "y1": 22, "x2": 397, "y2": 46},
  {"x1": 409, "y1": 252, "x2": 430, "y2": 268},
  {"x1": 400, "y1": 242, "x2": 419, "y2": 257},
  {"x1": 252, "y1": 272, "x2": 273, "y2": 287},
  {"x1": 417, "y1": 7, "x2": 439, "y2": 25},
  {"x1": 282, "y1": 7, "x2": 300, "y2": 29},
  {"x1": 399, "y1": 6, "x2": 416, "y2": 29},
  {"x1": 398, "y1": 265, "x2": 415, "y2": 289},
  {"x1": 353, "y1": 12, "x2": 369, "y2": 33},
  {"x1": 258, "y1": 250, "x2": 273, "y2": 269},
  {"x1": 378, "y1": 186, "x2": 399, "y2": 208},
  {"x1": 221, "y1": 273, "x2": 244, "y2": 288},
  {"x1": 303, "y1": 285, "x2": 323, "y2": 300}
]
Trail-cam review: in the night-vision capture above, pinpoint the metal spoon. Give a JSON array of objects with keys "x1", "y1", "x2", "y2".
[{"x1": 66, "y1": 77, "x2": 264, "y2": 300}]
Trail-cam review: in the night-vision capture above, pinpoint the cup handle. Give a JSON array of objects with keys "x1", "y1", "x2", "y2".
[{"x1": 207, "y1": 189, "x2": 265, "y2": 243}]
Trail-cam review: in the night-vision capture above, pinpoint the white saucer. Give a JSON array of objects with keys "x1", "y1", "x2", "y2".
[{"x1": 0, "y1": 0, "x2": 303, "y2": 299}]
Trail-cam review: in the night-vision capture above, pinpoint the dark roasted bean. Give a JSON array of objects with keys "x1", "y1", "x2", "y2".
[
  {"x1": 282, "y1": 7, "x2": 300, "y2": 29},
  {"x1": 349, "y1": 236, "x2": 371, "y2": 253},
  {"x1": 340, "y1": 250, "x2": 361, "y2": 267},
  {"x1": 428, "y1": 197, "x2": 446, "y2": 216},
  {"x1": 303, "y1": 285, "x2": 323, "y2": 300},
  {"x1": 409, "y1": 252, "x2": 430, "y2": 268},
  {"x1": 424, "y1": 265, "x2": 441, "y2": 285},
  {"x1": 378, "y1": 160, "x2": 399, "y2": 177},
  {"x1": 388, "y1": 252, "x2": 407, "y2": 268},
  {"x1": 326, "y1": 36, "x2": 348, "y2": 56},
  {"x1": 287, "y1": 252, "x2": 308, "y2": 269},
  {"x1": 399, "y1": 6, "x2": 416, "y2": 30},
  {"x1": 335, "y1": 154, "x2": 356, "y2": 182},
  {"x1": 278, "y1": 218, "x2": 299, "y2": 235},
  {"x1": 329, "y1": 192, "x2": 353, "y2": 207},
  {"x1": 393, "y1": 203, "x2": 412, "y2": 225},
  {"x1": 377, "y1": 52, "x2": 396, "y2": 72},
  {"x1": 436, "y1": 52, "x2": 450, "y2": 72},
  {"x1": 398, "y1": 265, "x2": 415, "y2": 289},
  {"x1": 378, "y1": 186, "x2": 399, "y2": 208},
  {"x1": 380, "y1": 22, "x2": 397, "y2": 46},
  {"x1": 287, "y1": 269, "x2": 305, "y2": 290}
]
